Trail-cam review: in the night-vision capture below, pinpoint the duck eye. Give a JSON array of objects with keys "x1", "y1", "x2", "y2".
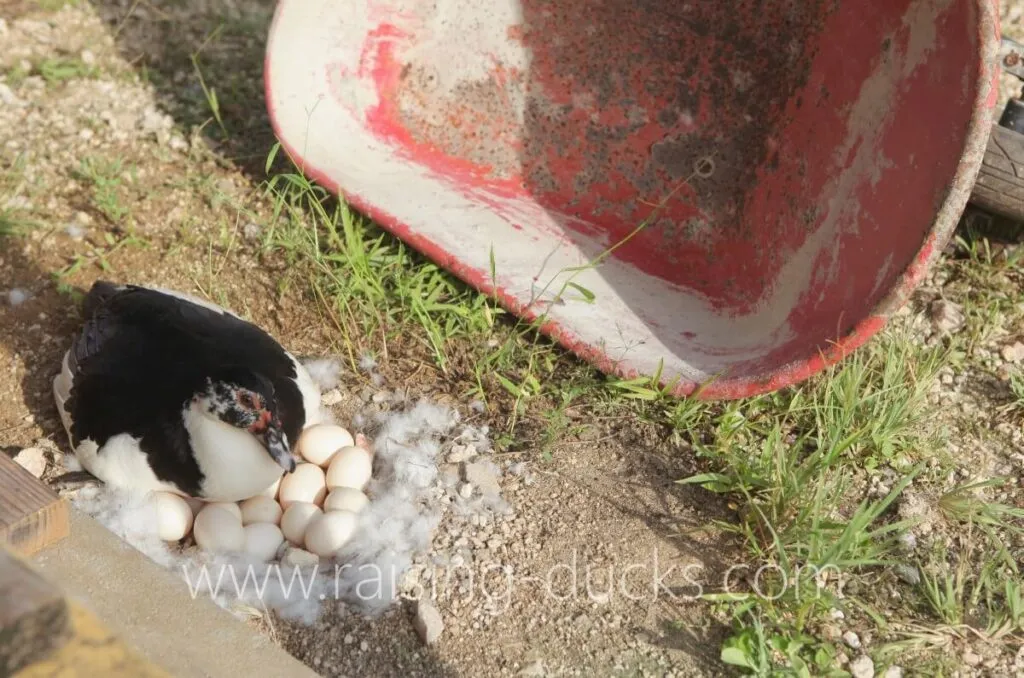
[{"x1": 237, "y1": 393, "x2": 255, "y2": 409}]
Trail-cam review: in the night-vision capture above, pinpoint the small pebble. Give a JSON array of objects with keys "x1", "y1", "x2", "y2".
[
  {"x1": 463, "y1": 461, "x2": 501, "y2": 496},
  {"x1": 929, "y1": 299, "x2": 964, "y2": 333},
  {"x1": 13, "y1": 447, "x2": 47, "y2": 478},
  {"x1": 518, "y1": 660, "x2": 546, "y2": 677},
  {"x1": 850, "y1": 655, "x2": 874, "y2": 678},
  {"x1": 893, "y1": 564, "x2": 920, "y2": 585},
  {"x1": 7, "y1": 288, "x2": 29, "y2": 306},
  {"x1": 843, "y1": 631, "x2": 861, "y2": 649},
  {"x1": 0, "y1": 83, "x2": 23, "y2": 107},
  {"x1": 882, "y1": 667, "x2": 903, "y2": 678},
  {"x1": 282, "y1": 547, "x2": 319, "y2": 568},
  {"x1": 1002, "y1": 342, "x2": 1024, "y2": 364},
  {"x1": 897, "y1": 532, "x2": 917, "y2": 553},
  {"x1": 413, "y1": 600, "x2": 444, "y2": 645},
  {"x1": 447, "y1": 444, "x2": 476, "y2": 464}
]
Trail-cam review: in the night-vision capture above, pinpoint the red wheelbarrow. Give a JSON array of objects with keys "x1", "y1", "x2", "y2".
[{"x1": 264, "y1": 0, "x2": 1001, "y2": 399}]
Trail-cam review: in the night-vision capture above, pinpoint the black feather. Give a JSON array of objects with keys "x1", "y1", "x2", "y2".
[{"x1": 63, "y1": 280, "x2": 306, "y2": 496}]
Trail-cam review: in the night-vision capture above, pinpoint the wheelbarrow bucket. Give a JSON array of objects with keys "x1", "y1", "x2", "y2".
[{"x1": 264, "y1": 0, "x2": 1000, "y2": 399}]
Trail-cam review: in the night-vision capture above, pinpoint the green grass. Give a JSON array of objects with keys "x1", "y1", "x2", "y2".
[
  {"x1": 1, "y1": 3, "x2": 1010, "y2": 669},
  {"x1": 119, "y1": 14, "x2": 1019, "y2": 657},
  {"x1": 35, "y1": 0, "x2": 81, "y2": 10},
  {"x1": 250, "y1": 151, "x2": 1024, "y2": 675},
  {"x1": 5, "y1": 57, "x2": 99, "y2": 88},
  {"x1": 72, "y1": 155, "x2": 135, "y2": 225}
]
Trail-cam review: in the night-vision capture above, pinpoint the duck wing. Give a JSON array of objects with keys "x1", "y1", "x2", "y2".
[{"x1": 67, "y1": 282, "x2": 310, "y2": 447}]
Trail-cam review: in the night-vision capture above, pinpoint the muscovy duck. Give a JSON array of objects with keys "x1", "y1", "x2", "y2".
[{"x1": 52, "y1": 280, "x2": 322, "y2": 501}]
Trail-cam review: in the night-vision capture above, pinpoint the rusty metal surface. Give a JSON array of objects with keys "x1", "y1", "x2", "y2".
[{"x1": 266, "y1": 0, "x2": 1000, "y2": 398}]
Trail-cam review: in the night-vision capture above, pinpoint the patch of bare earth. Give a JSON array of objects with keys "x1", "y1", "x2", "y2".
[{"x1": 0, "y1": 3, "x2": 738, "y2": 676}]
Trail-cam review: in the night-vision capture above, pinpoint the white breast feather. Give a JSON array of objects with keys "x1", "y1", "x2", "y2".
[
  {"x1": 182, "y1": 402, "x2": 285, "y2": 502},
  {"x1": 73, "y1": 436, "x2": 184, "y2": 496}
]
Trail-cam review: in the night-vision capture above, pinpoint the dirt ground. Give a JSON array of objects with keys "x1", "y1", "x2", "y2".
[
  {"x1": 0, "y1": 3, "x2": 738, "y2": 677},
  {"x1": 1, "y1": 2, "x2": 1023, "y2": 678}
]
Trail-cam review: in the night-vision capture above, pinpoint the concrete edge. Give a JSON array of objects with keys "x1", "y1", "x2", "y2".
[{"x1": 31, "y1": 508, "x2": 321, "y2": 678}]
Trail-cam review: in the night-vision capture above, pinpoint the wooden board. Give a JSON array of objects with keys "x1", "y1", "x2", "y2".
[
  {"x1": 1, "y1": 547, "x2": 171, "y2": 678},
  {"x1": 0, "y1": 546, "x2": 72, "y2": 675},
  {"x1": 0, "y1": 454, "x2": 69, "y2": 556},
  {"x1": 12, "y1": 601, "x2": 173, "y2": 678}
]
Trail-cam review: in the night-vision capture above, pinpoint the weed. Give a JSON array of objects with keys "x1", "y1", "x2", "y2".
[
  {"x1": 72, "y1": 155, "x2": 133, "y2": 224},
  {"x1": 53, "y1": 231, "x2": 148, "y2": 280},
  {"x1": 261, "y1": 164, "x2": 495, "y2": 375},
  {"x1": 22, "y1": 57, "x2": 100, "y2": 86},
  {"x1": 35, "y1": 0, "x2": 81, "y2": 10},
  {"x1": 190, "y1": 25, "x2": 228, "y2": 138},
  {"x1": 678, "y1": 331, "x2": 943, "y2": 674},
  {"x1": 4, "y1": 64, "x2": 31, "y2": 88},
  {"x1": 254, "y1": 143, "x2": 1021, "y2": 676}
]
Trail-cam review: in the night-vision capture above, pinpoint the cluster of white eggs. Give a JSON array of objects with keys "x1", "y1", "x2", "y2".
[{"x1": 149, "y1": 424, "x2": 372, "y2": 561}]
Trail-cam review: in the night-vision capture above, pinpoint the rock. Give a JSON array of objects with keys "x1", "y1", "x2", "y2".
[
  {"x1": 413, "y1": 600, "x2": 444, "y2": 645},
  {"x1": 458, "y1": 482, "x2": 474, "y2": 499},
  {"x1": 929, "y1": 299, "x2": 964, "y2": 333},
  {"x1": 321, "y1": 389, "x2": 343, "y2": 406},
  {"x1": 843, "y1": 631, "x2": 862, "y2": 649},
  {"x1": 463, "y1": 461, "x2": 501, "y2": 497},
  {"x1": 243, "y1": 222, "x2": 263, "y2": 241},
  {"x1": 13, "y1": 447, "x2": 47, "y2": 478},
  {"x1": 897, "y1": 531, "x2": 917, "y2": 553},
  {"x1": 0, "y1": 83, "x2": 24, "y2": 107},
  {"x1": 65, "y1": 223, "x2": 86, "y2": 240},
  {"x1": 446, "y1": 444, "x2": 477, "y2": 464},
  {"x1": 882, "y1": 666, "x2": 903, "y2": 678},
  {"x1": 518, "y1": 660, "x2": 546, "y2": 677},
  {"x1": 437, "y1": 464, "x2": 460, "y2": 488},
  {"x1": 139, "y1": 106, "x2": 172, "y2": 134},
  {"x1": 821, "y1": 624, "x2": 841, "y2": 641},
  {"x1": 893, "y1": 564, "x2": 920, "y2": 585},
  {"x1": 168, "y1": 134, "x2": 189, "y2": 153},
  {"x1": 282, "y1": 547, "x2": 319, "y2": 568},
  {"x1": 1002, "y1": 342, "x2": 1024, "y2": 364},
  {"x1": 963, "y1": 650, "x2": 983, "y2": 666},
  {"x1": 850, "y1": 655, "x2": 874, "y2": 678}
]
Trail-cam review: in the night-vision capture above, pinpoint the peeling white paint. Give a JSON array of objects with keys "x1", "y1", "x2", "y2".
[{"x1": 266, "y1": 0, "x2": 980, "y2": 388}]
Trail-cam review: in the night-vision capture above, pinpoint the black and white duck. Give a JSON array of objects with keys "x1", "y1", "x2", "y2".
[{"x1": 52, "y1": 280, "x2": 323, "y2": 502}]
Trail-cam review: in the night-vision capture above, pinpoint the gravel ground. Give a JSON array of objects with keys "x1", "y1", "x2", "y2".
[
  {"x1": 1, "y1": 3, "x2": 1023, "y2": 678},
  {"x1": 0, "y1": 4, "x2": 733, "y2": 676}
]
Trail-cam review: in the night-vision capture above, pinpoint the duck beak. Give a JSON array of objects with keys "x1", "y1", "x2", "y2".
[{"x1": 260, "y1": 422, "x2": 296, "y2": 473}]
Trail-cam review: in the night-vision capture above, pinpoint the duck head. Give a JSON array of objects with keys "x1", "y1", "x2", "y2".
[{"x1": 195, "y1": 368, "x2": 297, "y2": 473}]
